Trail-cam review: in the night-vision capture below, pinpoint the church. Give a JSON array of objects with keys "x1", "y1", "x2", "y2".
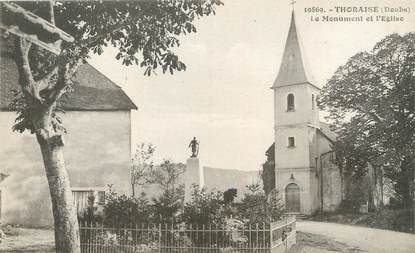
[{"x1": 270, "y1": 12, "x2": 342, "y2": 215}]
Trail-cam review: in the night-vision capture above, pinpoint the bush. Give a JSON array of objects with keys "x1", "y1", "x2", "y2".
[
  {"x1": 338, "y1": 199, "x2": 365, "y2": 213},
  {"x1": 356, "y1": 207, "x2": 414, "y2": 233},
  {"x1": 180, "y1": 185, "x2": 225, "y2": 225},
  {"x1": 0, "y1": 229, "x2": 6, "y2": 242},
  {"x1": 0, "y1": 224, "x2": 20, "y2": 236},
  {"x1": 151, "y1": 185, "x2": 184, "y2": 223},
  {"x1": 238, "y1": 184, "x2": 284, "y2": 224},
  {"x1": 223, "y1": 188, "x2": 237, "y2": 205},
  {"x1": 78, "y1": 191, "x2": 103, "y2": 224},
  {"x1": 103, "y1": 188, "x2": 151, "y2": 227}
]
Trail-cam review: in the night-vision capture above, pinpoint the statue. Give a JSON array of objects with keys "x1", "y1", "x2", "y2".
[{"x1": 188, "y1": 137, "x2": 199, "y2": 158}]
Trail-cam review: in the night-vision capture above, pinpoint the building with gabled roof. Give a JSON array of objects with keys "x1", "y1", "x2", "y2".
[{"x1": 0, "y1": 38, "x2": 136, "y2": 226}]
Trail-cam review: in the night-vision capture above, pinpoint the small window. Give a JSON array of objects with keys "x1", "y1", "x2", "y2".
[
  {"x1": 287, "y1": 94, "x2": 295, "y2": 111},
  {"x1": 288, "y1": 137, "x2": 295, "y2": 147},
  {"x1": 311, "y1": 94, "x2": 315, "y2": 110}
]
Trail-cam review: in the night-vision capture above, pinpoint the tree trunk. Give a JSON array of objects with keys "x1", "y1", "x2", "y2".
[
  {"x1": 37, "y1": 132, "x2": 80, "y2": 252},
  {"x1": 132, "y1": 183, "x2": 135, "y2": 197}
]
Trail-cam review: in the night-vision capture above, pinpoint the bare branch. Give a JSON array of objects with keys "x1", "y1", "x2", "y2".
[
  {"x1": 14, "y1": 37, "x2": 43, "y2": 102},
  {"x1": 48, "y1": 0, "x2": 55, "y2": 25},
  {"x1": 46, "y1": 56, "x2": 82, "y2": 104}
]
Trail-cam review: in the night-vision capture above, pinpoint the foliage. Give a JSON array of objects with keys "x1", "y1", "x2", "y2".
[
  {"x1": 261, "y1": 161, "x2": 275, "y2": 195},
  {"x1": 223, "y1": 188, "x2": 237, "y2": 205},
  {"x1": 151, "y1": 185, "x2": 184, "y2": 223},
  {"x1": 149, "y1": 159, "x2": 185, "y2": 193},
  {"x1": 0, "y1": 224, "x2": 20, "y2": 237},
  {"x1": 239, "y1": 184, "x2": 284, "y2": 224},
  {"x1": 131, "y1": 143, "x2": 156, "y2": 196},
  {"x1": 103, "y1": 186, "x2": 151, "y2": 227},
  {"x1": 180, "y1": 185, "x2": 225, "y2": 225},
  {"x1": 319, "y1": 32, "x2": 415, "y2": 207},
  {"x1": 6, "y1": 0, "x2": 223, "y2": 132},
  {"x1": 261, "y1": 144, "x2": 275, "y2": 195},
  {"x1": 78, "y1": 191, "x2": 103, "y2": 224}
]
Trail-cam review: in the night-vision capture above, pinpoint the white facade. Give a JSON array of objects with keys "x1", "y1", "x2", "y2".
[{"x1": 0, "y1": 111, "x2": 132, "y2": 226}]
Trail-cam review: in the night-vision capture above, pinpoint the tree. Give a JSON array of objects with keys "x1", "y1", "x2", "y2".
[
  {"x1": 239, "y1": 184, "x2": 284, "y2": 224},
  {"x1": 152, "y1": 184, "x2": 184, "y2": 223},
  {"x1": 148, "y1": 159, "x2": 186, "y2": 223},
  {"x1": 319, "y1": 33, "x2": 415, "y2": 210},
  {"x1": 261, "y1": 143, "x2": 275, "y2": 195},
  {"x1": 223, "y1": 188, "x2": 237, "y2": 205},
  {"x1": 181, "y1": 185, "x2": 224, "y2": 225},
  {"x1": 149, "y1": 159, "x2": 185, "y2": 194},
  {"x1": 131, "y1": 143, "x2": 156, "y2": 196},
  {"x1": 103, "y1": 186, "x2": 151, "y2": 227},
  {"x1": 2, "y1": 1, "x2": 222, "y2": 251}
]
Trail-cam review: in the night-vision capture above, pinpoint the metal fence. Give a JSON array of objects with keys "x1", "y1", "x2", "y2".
[{"x1": 79, "y1": 216, "x2": 296, "y2": 253}]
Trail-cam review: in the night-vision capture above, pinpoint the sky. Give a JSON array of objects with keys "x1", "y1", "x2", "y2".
[{"x1": 88, "y1": 0, "x2": 415, "y2": 171}]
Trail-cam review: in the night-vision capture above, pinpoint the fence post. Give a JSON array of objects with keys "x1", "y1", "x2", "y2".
[
  {"x1": 158, "y1": 224, "x2": 162, "y2": 253},
  {"x1": 269, "y1": 222, "x2": 273, "y2": 252}
]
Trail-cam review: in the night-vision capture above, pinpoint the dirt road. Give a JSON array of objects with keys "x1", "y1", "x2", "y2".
[{"x1": 297, "y1": 221, "x2": 415, "y2": 253}]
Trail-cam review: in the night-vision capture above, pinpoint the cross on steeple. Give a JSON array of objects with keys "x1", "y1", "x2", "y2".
[{"x1": 290, "y1": 0, "x2": 296, "y2": 11}]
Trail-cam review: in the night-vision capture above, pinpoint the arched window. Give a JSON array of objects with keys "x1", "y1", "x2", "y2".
[
  {"x1": 312, "y1": 94, "x2": 315, "y2": 110},
  {"x1": 287, "y1": 93, "x2": 295, "y2": 111}
]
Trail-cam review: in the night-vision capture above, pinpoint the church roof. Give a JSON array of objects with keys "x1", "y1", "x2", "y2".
[
  {"x1": 272, "y1": 12, "x2": 317, "y2": 88},
  {"x1": 0, "y1": 41, "x2": 137, "y2": 111},
  {"x1": 318, "y1": 121, "x2": 337, "y2": 143}
]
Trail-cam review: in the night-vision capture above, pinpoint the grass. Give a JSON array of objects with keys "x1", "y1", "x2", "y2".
[
  {"x1": 289, "y1": 232, "x2": 363, "y2": 253},
  {"x1": 0, "y1": 227, "x2": 55, "y2": 253},
  {"x1": 310, "y1": 207, "x2": 414, "y2": 233}
]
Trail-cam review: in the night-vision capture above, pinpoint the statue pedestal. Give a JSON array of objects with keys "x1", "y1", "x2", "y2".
[{"x1": 184, "y1": 157, "x2": 204, "y2": 203}]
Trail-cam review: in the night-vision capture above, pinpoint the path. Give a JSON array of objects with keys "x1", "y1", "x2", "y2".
[{"x1": 297, "y1": 221, "x2": 415, "y2": 253}]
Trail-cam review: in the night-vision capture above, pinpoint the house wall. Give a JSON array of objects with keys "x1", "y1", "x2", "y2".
[{"x1": 0, "y1": 111, "x2": 131, "y2": 226}]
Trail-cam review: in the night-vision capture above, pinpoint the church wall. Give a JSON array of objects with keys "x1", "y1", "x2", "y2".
[
  {"x1": 317, "y1": 133, "x2": 333, "y2": 155},
  {"x1": 274, "y1": 84, "x2": 322, "y2": 215},
  {"x1": 275, "y1": 127, "x2": 310, "y2": 169},
  {"x1": 321, "y1": 152, "x2": 342, "y2": 212},
  {"x1": 0, "y1": 111, "x2": 131, "y2": 226},
  {"x1": 276, "y1": 169, "x2": 318, "y2": 215},
  {"x1": 274, "y1": 84, "x2": 319, "y2": 127},
  {"x1": 306, "y1": 85, "x2": 321, "y2": 127}
]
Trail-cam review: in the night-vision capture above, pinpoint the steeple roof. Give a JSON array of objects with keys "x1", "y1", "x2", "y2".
[{"x1": 272, "y1": 12, "x2": 317, "y2": 88}]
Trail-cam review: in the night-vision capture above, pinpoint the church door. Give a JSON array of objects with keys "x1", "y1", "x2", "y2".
[{"x1": 285, "y1": 183, "x2": 301, "y2": 213}]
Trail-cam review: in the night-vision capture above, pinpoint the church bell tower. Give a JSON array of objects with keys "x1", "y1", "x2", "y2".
[{"x1": 272, "y1": 11, "x2": 321, "y2": 215}]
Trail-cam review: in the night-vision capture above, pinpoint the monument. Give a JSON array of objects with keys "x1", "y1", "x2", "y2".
[{"x1": 184, "y1": 137, "x2": 204, "y2": 203}]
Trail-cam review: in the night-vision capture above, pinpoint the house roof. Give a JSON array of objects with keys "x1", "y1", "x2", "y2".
[
  {"x1": 272, "y1": 12, "x2": 317, "y2": 88},
  {"x1": 0, "y1": 43, "x2": 137, "y2": 111}
]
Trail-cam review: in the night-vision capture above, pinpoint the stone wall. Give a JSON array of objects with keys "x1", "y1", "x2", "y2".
[
  {"x1": 321, "y1": 152, "x2": 342, "y2": 212},
  {"x1": 0, "y1": 111, "x2": 131, "y2": 226}
]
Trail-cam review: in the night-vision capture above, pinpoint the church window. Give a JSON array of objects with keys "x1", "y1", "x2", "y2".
[
  {"x1": 288, "y1": 137, "x2": 295, "y2": 147},
  {"x1": 312, "y1": 94, "x2": 315, "y2": 110},
  {"x1": 287, "y1": 93, "x2": 295, "y2": 111}
]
